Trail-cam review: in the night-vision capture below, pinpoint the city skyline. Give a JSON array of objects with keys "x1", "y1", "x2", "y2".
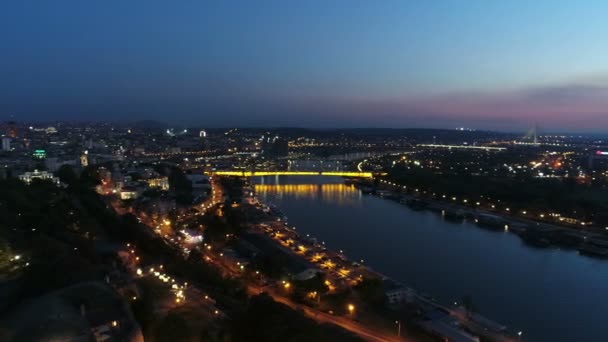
[
  {"x1": 4, "y1": 3, "x2": 608, "y2": 342},
  {"x1": 2, "y1": 1, "x2": 608, "y2": 132}
]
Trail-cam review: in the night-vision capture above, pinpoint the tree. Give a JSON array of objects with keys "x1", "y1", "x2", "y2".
[
  {"x1": 0, "y1": 239, "x2": 14, "y2": 275},
  {"x1": 129, "y1": 172, "x2": 142, "y2": 181},
  {"x1": 168, "y1": 167, "x2": 192, "y2": 193},
  {"x1": 56, "y1": 164, "x2": 78, "y2": 187},
  {"x1": 353, "y1": 277, "x2": 385, "y2": 306},
  {"x1": 80, "y1": 165, "x2": 101, "y2": 187},
  {"x1": 294, "y1": 272, "x2": 327, "y2": 294},
  {"x1": 229, "y1": 294, "x2": 361, "y2": 342},
  {"x1": 155, "y1": 311, "x2": 194, "y2": 342}
]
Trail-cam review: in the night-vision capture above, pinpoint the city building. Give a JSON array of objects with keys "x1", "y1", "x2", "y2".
[
  {"x1": 120, "y1": 186, "x2": 141, "y2": 200},
  {"x1": 81, "y1": 151, "x2": 89, "y2": 167},
  {"x1": 32, "y1": 149, "x2": 46, "y2": 159},
  {"x1": 383, "y1": 279, "x2": 415, "y2": 305},
  {"x1": 6, "y1": 121, "x2": 17, "y2": 138},
  {"x1": 18, "y1": 170, "x2": 60, "y2": 185},
  {"x1": 99, "y1": 168, "x2": 112, "y2": 184},
  {"x1": 146, "y1": 176, "x2": 170, "y2": 190},
  {"x1": 1, "y1": 136, "x2": 10, "y2": 151},
  {"x1": 199, "y1": 130, "x2": 209, "y2": 150}
]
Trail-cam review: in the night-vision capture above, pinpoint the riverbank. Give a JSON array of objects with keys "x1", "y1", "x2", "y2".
[
  {"x1": 370, "y1": 179, "x2": 608, "y2": 260},
  {"x1": 252, "y1": 180, "x2": 517, "y2": 342}
]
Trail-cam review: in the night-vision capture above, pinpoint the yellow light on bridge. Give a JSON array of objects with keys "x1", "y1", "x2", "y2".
[{"x1": 208, "y1": 171, "x2": 378, "y2": 178}]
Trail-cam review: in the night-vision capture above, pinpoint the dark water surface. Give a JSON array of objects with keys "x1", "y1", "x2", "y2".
[{"x1": 253, "y1": 176, "x2": 608, "y2": 342}]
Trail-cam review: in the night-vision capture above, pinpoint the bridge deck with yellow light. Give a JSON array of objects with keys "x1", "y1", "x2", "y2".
[{"x1": 208, "y1": 171, "x2": 380, "y2": 178}]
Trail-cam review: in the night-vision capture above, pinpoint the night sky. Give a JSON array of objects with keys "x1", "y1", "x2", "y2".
[{"x1": 2, "y1": 1, "x2": 608, "y2": 132}]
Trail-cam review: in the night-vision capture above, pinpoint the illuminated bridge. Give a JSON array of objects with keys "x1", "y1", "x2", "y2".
[{"x1": 207, "y1": 171, "x2": 381, "y2": 178}]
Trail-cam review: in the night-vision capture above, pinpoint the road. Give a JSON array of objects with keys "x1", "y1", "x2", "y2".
[
  {"x1": 115, "y1": 177, "x2": 410, "y2": 342},
  {"x1": 247, "y1": 285, "x2": 408, "y2": 342}
]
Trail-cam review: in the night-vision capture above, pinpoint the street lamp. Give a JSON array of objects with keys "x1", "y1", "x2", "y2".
[
  {"x1": 347, "y1": 304, "x2": 355, "y2": 315},
  {"x1": 518, "y1": 331, "x2": 523, "y2": 341},
  {"x1": 395, "y1": 320, "x2": 401, "y2": 337}
]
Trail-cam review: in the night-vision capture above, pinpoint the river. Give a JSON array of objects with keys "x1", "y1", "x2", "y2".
[{"x1": 253, "y1": 176, "x2": 608, "y2": 342}]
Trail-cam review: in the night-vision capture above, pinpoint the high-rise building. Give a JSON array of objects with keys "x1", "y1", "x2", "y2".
[
  {"x1": 80, "y1": 151, "x2": 89, "y2": 167},
  {"x1": 199, "y1": 130, "x2": 209, "y2": 150},
  {"x1": 1, "y1": 137, "x2": 11, "y2": 151}
]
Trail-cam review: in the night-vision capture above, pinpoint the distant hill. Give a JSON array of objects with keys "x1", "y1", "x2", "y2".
[{"x1": 131, "y1": 120, "x2": 168, "y2": 131}]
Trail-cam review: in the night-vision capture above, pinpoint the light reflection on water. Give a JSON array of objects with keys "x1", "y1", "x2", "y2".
[{"x1": 254, "y1": 183, "x2": 362, "y2": 206}]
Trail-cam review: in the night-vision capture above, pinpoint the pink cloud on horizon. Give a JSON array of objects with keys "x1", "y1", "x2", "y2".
[{"x1": 282, "y1": 79, "x2": 608, "y2": 131}]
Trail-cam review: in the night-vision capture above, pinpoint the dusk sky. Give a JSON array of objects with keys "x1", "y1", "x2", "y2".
[{"x1": 2, "y1": 1, "x2": 608, "y2": 132}]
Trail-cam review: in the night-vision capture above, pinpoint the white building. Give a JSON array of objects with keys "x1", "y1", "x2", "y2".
[
  {"x1": 120, "y1": 186, "x2": 141, "y2": 200},
  {"x1": 384, "y1": 279, "x2": 416, "y2": 305},
  {"x1": 146, "y1": 177, "x2": 170, "y2": 190},
  {"x1": 18, "y1": 170, "x2": 60, "y2": 185}
]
